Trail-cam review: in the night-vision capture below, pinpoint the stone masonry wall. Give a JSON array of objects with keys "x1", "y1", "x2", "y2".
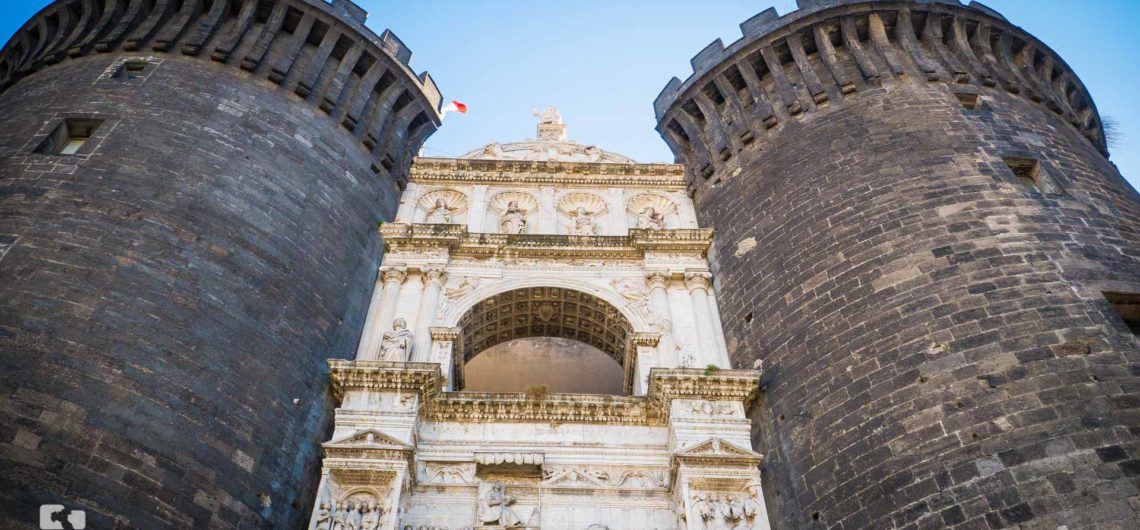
[
  {"x1": 0, "y1": 31, "x2": 428, "y2": 530},
  {"x1": 656, "y1": 1, "x2": 1140, "y2": 528}
]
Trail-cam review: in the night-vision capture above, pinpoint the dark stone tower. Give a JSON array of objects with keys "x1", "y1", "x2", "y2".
[
  {"x1": 656, "y1": 0, "x2": 1140, "y2": 528},
  {"x1": 0, "y1": 0, "x2": 441, "y2": 528}
]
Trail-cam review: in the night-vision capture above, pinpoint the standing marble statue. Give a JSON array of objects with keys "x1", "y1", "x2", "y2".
[
  {"x1": 570, "y1": 206, "x2": 597, "y2": 235},
  {"x1": 500, "y1": 201, "x2": 527, "y2": 234},
  {"x1": 478, "y1": 481, "x2": 523, "y2": 526},
  {"x1": 380, "y1": 318, "x2": 414, "y2": 362},
  {"x1": 424, "y1": 199, "x2": 454, "y2": 224},
  {"x1": 637, "y1": 206, "x2": 665, "y2": 229}
]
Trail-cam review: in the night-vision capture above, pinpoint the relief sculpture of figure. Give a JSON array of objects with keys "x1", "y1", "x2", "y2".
[
  {"x1": 379, "y1": 318, "x2": 414, "y2": 362},
  {"x1": 692, "y1": 493, "x2": 713, "y2": 530},
  {"x1": 477, "y1": 481, "x2": 523, "y2": 527},
  {"x1": 359, "y1": 501, "x2": 381, "y2": 530},
  {"x1": 570, "y1": 206, "x2": 597, "y2": 236},
  {"x1": 500, "y1": 201, "x2": 527, "y2": 234},
  {"x1": 313, "y1": 500, "x2": 331, "y2": 530},
  {"x1": 424, "y1": 198, "x2": 454, "y2": 224},
  {"x1": 723, "y1": 494, "x2": 747, "y2": 530},
  {"x1": 743, "y1": 485, "x2": 766, "y2": 530},
  {"x1": 637, "y1": 206, "x2": 665, "y2": 230},
  {"x1": 346, "y1": 501, "x2": 361, "y2": 530},
  {"x1": 331, "y1": 501, "x2": 347, "y2": 530}
]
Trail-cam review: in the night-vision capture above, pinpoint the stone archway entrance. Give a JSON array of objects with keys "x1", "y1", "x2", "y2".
[{"x1": 452, "y1": 286, "x2": 635, "y2": 394}]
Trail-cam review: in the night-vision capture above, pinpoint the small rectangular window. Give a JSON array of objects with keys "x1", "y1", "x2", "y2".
[
  {"x1": 1003, "y1": 157, "x2": 1060, "y2": 194},
  {"x1": 955, "y1": 92, "x2": 980, "y2": 110},
  {"x1": 34, "y1": 119, "x2": 102, "y2": 155},
  {"x1": 110, "y1": 59, "x2": 150, "y2": 80},
  {"x1": 1105, "y1": 292, "x2": 1140, "y2": 336}
]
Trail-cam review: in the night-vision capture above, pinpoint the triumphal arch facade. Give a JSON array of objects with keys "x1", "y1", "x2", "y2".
[{"x1": 307, "y1": 109, "x2": 770, "y2": 530}]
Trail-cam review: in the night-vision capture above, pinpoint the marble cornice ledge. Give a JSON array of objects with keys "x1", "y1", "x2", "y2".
[
  {"x1": 379, "y1": 223, "x2": 713, "y2": 258},
  {"x1": 328, "y1": 360, "x2": 442, "y2": 401},
  {"x1": 647, "y1": 368, "x2": 763, "y2": 412},
  {"x1": 410, "y1": 157, "x2": 687, "y2": 189}
]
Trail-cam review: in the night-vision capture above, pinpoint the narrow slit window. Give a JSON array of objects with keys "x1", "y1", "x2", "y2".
[
  {"x1": 1104, "y1": 292, "x2": 1140, "y2": 336},
  {"x1": 34, "y1": 119, "x2": 102, "y2": 155}
]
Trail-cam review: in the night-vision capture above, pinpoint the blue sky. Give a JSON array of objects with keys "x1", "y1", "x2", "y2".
[{"x1": 2, "y1": 1, "x2": 1137, "y2": 190}]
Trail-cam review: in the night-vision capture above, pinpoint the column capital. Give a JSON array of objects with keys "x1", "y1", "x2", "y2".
[
  {"x1": 429, "y1": 326, "x2": 461, "y2": 342},
  {"x1": 646, "y1": 271, "x2": 670, "y2": 290},
  {"x1": 684, "y1": 271, "x2": 712, "y2": 292},
  {"x1": 380, "y1": 266, "x2": 408, "y2": 284},
  {"x1": 421, "y1": 266, "x2": 447, "y2": 287}
]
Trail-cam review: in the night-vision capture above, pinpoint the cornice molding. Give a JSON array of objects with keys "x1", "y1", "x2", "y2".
[
  {"x1": 378, "y1": 223, "x2": 713, "y2": 259},
  {"x1": 411, "y1": 157, "x2": 687, "y2": 189}
]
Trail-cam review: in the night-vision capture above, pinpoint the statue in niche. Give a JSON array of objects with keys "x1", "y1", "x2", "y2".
[
  {"x1": 637, "y1": 206, "x2": 666, "y2": 230},
  {"x1": 743, "y1": 485, "x2": 766, "y2": 530},
  {"x1": 500, "y1": 201, "x2": 527, "y2": 234},
  {"x1": 424, "y1": 198, "x2": 455, "y2": 224},
  {"x1": 313, "y1": 500, "x2": 332, "y2": 530},
  {"x1": 570, "y1": 206, "x2": 597, "y2": 236},
  {"x1": 708, "y1": 493, "x2": 730, "y2": 530},
  {"x1": 380, "y1": 318, "x2": 414, "y2": 361},
  {"x1": 477, "y1": 481, "x2": 523, "y2": 526}
]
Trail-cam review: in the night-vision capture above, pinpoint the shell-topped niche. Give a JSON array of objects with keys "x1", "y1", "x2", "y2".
[
  {"x1": 417, "y1": 189, "x2": 469, "y2": 218},
  {"x1": 488, "y1": 191, "x2": 539, "y2": 214},
  {"x1": 557, "y1": 192, "x2": 608, "y2": 216},
  {"x1": 626, "y1": 193, "x2": 678, "y2": 217}
]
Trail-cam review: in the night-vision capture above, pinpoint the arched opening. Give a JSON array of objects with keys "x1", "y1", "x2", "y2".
[{"x1": 453, "y1": 287, "x2": 634, "y2": 395}]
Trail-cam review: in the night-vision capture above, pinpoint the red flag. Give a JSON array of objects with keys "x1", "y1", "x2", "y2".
[{"x1": 440, "y1": 100, "x2": 467, "y2": 118}]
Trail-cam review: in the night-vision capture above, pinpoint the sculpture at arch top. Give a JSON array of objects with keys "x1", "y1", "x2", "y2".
[
  {"x1": 500, "y1": 201, "x2": 527, "y2": 234},
  {"x1": 423, "y1": 198, "x2": 454, "y2": 224}
]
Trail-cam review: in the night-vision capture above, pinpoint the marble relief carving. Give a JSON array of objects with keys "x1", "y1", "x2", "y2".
[{"x1": 314, "y1": 113, "x2": 768, "y2": 530}]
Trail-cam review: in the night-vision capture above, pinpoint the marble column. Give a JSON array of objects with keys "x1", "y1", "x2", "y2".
[
  {"x1": 356, "y1": 266, "x2": 408, "y2": 360},
  {"x1": 429, "y1": 327, "x2": 460, "y2": 391},
  {"x1": 684, "y1": 271, "x2": 717, "y2": 368},
  {"x1": 468, "y1": 185, "x2": 488, "y2": 233},
  {"x1": 538, "y1": 187, "x2": 556, "y2": 233},
  {"x1": 646, "y1": 272, "x2": 678, "y2": 367},
  {"x1": 606, "y1": 187, "x2": 625, "y2": 235},
  {"x1": 413, "y1": 267, "x2": 447, "y2": 362}
]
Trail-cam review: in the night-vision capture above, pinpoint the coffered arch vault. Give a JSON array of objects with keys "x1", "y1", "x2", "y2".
[{"x1": 456, "y1": 287, "x2": 634, "y2": 367}]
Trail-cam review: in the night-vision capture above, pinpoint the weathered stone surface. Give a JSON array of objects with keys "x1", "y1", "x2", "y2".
[
  {"x1": 657, "y1": 2, "x2": 1140, "y2": 529},
  {"x1": 0, "y1": 0, "x2": 442, "y2": 528}
]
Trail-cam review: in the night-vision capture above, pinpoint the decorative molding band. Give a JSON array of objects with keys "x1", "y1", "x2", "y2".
[
  {"x1": 411, "y1": 157, "x2": 687, "y2": 189},
  {"x1": 655, "y1": 0, "x2": 1108, "y2": 180},
  {"x1": 0, "y1": 0, "x2": 443, "y2": 174},
  {"x1": 421, "y1": 392, "x2": 654, "y2": 425},
  {"x1": 379, "y1": 223, "x2": 714, "y2": 259}
]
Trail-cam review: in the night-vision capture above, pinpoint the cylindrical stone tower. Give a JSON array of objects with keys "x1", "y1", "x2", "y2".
[
  {"x1": 655, "y1": 1, "x2": 1140, "y2": 528},
  {"x1": 0, "y1": 1, "x2": 441, "y2": 528}
]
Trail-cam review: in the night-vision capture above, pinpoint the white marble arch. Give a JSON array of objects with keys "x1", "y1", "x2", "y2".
[{"x1": 438, "y1": 276, "x2": 655, "y2": 333}]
